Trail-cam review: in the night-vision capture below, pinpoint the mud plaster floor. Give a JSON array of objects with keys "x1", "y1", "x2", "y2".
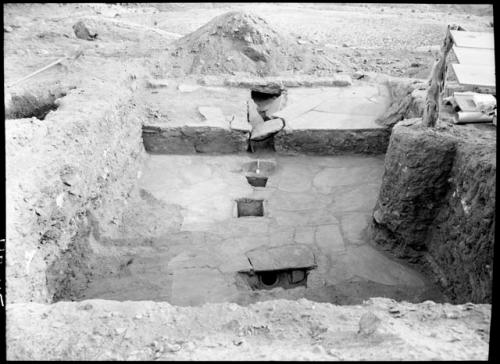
[{"x1": 81, "y1": 154, "x2": 446, "y2": 306}]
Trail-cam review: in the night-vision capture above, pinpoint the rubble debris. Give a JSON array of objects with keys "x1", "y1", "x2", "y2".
[
  {"x1": 352, "y1": 71, "x2": 365, "y2": 80},
  {"x1": 146, "y1": 79, "x2": 169, "y2": 89},
  {"x1": 178, "y1": 83, "x2": 201, "y2": 92},
  {"x1": 73, "y1": 21, "x2": 98, "y2": 41},
  {"x1": 358, "y1": 312, "x2": 381, "y2": 336}
]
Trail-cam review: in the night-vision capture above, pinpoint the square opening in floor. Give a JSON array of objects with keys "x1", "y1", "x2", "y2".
[{"x1": 236, "y1": 198, "x2": 264, "y2": 217}]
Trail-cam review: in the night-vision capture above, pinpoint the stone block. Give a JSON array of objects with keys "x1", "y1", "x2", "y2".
[
  {"x1": 250, "y1": 118, "x2": 284, "y2": 141},
  {"x1": 248, "y1": 99, "x2": 264, "y2": 128}
]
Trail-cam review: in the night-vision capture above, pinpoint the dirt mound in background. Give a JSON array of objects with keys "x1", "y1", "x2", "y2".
[{"x1": 169, "y1": 11, "x2": 334, "y2": 76}]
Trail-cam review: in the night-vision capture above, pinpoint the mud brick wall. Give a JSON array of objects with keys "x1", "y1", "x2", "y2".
[
  {"x1": 6, "y1": 78, "x2": 146, "y2": 304},
  {"x1": 372, "y1": 120, "x2": 496, "y2": 303},
  {"x1": 275, "y1": 129, "x2": 391, "y2": 155},
  {"x1": 142, "y1": 126, "x2": 249, "y2": 154}
]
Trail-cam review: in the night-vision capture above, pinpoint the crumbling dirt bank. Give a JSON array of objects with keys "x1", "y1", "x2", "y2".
[
  {"x1": 6, "y1": 70, "x2": 146, "y2": 304},
  {"x1": 7, "y1": 297, "x2": 490, "y2": 360},
  {"x1": 373, "y1": 120, "x2": 496, "y2": 303}
]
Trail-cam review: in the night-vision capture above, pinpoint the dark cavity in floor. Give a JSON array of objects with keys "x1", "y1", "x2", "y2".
[
  {"x1": 236, "y1": 198, "x2": 264, "y2": 217},
  {"x1": 246, "y1": 175, "x2": 268, "y2": 187},
  {"x1": 240, "y1": 268, "x2": 310, "y2": 290}
]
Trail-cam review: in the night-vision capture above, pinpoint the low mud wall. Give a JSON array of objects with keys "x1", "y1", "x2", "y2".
[
  {"x1": 6, "y1": 78, "x2": 146, "y2": 304},
  {"x1": 143, "y1": 126, "x2": 249, "y2": 154},
  {"x1": 275, "y1": 128, "x2": 391, "y2": 155},
  {"x1": 372, "y1": 120, "x2": 496, "y2": 303}
]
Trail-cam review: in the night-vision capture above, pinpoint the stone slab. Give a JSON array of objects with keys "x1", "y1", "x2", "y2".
[
  {"x1": 294, "y1": 226, "x2": 315, "y2": 245},
  {"x1": 452, "y1": 46, "x2": 495, "y2": 67},
  {"x1": 272, "y1": 93, "x2": 328, "y2": 121},
  {"x1": 250, "y1": 118, "x2": 284, "y2": 140},
  {"x1": 287, "y1": 111, "x2": 386, "y2": 130},
  {"x1": 230, "y1": 116, "x2": 252, "y2": 132},
  {"x1": 450, "y1": 30, "x2": 494, "y2": 49},
  {"x1": 198, "y1": 106, "x2": 227, "y2": 128},
  {"x1": 245, "y1": 244, "x2": 316, "y2": 271},
  {"x1": 258, "y1": 94, "x2": 285, "y2": 117},
  {"x1": 451, "y1": 63, "x2": 496, "y2": 88},
  {"x1": 178, "y1": 83, "x2": 201, "y2": 92},
  {"x1": 315, "y1": 224, "x2": 346, "y2": 253},
  {"x1": 248, "y1": 99, "x2": 264, "y2": 128}
]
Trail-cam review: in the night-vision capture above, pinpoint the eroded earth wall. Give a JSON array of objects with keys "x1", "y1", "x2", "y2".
[
  {"x1": 425, "y1": 139, "x2": 495, "y2": 302},
  {"x1": 372, "y1": 120, "x2": 496, "y2": 303},
  {"x1": 6, "y1": 77, "x2": 146, "y2": 304}
]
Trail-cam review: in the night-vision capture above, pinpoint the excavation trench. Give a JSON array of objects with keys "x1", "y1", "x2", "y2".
[
  {"x1": 25, "y1": 80, "x2": 491, "y2": 308},
  {"x1": 45, "y1": 151, "x2": 449, "y2": 306}
]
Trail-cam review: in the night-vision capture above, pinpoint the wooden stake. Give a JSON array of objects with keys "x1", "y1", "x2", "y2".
[
  {"x1": 6, "y1": 50, "x2": 83, "y2": 89},
  {"x1": 422, "y1": 26, "x2": 454, "y2": 127}
]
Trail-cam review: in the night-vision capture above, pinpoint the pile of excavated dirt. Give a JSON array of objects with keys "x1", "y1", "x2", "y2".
[{"x1": 167, "y1": 11, "x2": 339, "y2": 76}]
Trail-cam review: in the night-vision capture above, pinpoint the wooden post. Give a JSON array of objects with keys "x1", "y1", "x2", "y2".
[{"x1": 422, "y1": 26, "x2": 454, "y2": 127}]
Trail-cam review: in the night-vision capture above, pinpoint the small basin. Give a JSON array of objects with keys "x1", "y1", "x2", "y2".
[{"x1": 242, "y1": 159, "x2": 277, "y2": 177}]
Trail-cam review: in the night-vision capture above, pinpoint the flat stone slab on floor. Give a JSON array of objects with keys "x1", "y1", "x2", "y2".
[
  {"x1": 272, "y1": 83, "x2": 391, "y2": 155},
  {"x1": 245, "y1": 244, "x2": 316, "y2": 271},
  {"x1": 274, "y1": 83, "x2": 391, "y2": 131}
]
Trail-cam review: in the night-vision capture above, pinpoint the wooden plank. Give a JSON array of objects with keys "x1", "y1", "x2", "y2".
[
  {"x1": 451, "y1": 63, "x2": 496, "y2": 88},
  {"x1": 450, "y1": 30, "x2": 494, "y2": 49},
  {"x1": 452, "y1": 46, "x2": 495, "y2": 66}
]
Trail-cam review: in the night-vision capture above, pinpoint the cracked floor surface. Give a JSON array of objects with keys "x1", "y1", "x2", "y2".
[{"x1": 80, "y1": 153, "x2": 446, "y2": 305}]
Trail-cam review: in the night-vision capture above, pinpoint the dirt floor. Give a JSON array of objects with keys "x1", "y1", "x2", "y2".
[
  {"x1": 72, "y1": 154, "x2": 446, "y2": 306},
  {"x1": 4, "y1": 2, "x2": 494, "y2": 360}
]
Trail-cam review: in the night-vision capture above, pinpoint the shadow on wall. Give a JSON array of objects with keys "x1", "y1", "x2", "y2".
[
  {"x1": 372, "y1": 119, "x2": 495, "y2": 303},
  {"x1": 5, "y1": 88, "x2": 69, "y2": 120}
]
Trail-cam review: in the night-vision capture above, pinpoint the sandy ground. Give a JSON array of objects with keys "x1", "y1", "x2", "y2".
[
  {"x1": 7, "y1": 297, "x2": 490, "y2": 360},
  {"x1": 4, "y1": 3, "x2": 493, "y2": 89}
]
